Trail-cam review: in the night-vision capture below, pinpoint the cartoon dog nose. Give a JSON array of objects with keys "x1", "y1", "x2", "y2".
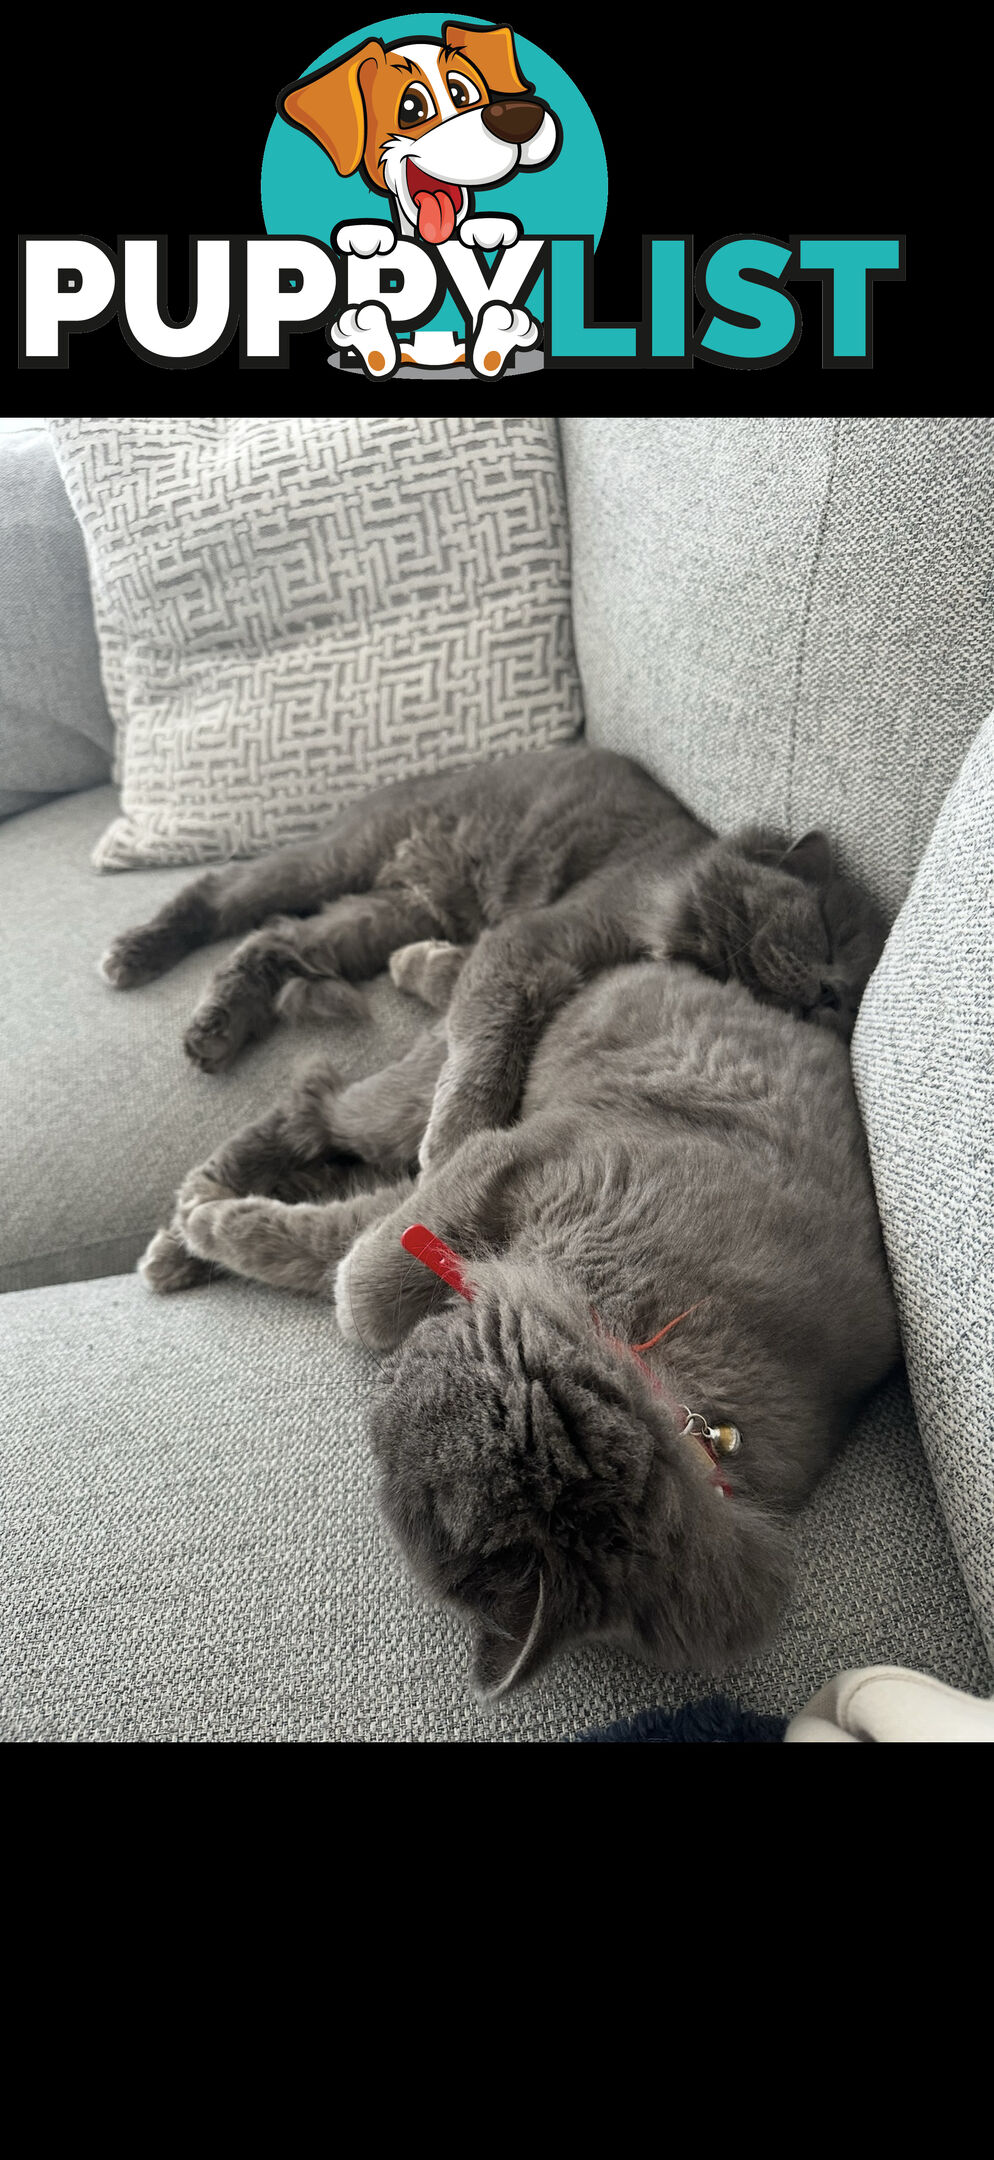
[{"x1": 481, "y1": 100, "x2": 546, "y2": 144}]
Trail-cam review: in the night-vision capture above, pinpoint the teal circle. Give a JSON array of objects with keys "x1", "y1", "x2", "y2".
[{"x1": 260, "y1": 15, "x2": 608, "y2": 334}]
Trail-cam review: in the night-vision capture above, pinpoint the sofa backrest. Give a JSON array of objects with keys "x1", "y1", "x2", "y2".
[{"x1": 559, "y1": 417, "x2": 994, "y2": 919}]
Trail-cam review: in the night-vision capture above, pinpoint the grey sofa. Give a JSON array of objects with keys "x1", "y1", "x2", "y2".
[{"x1": 2, "y1": 417, "x2": 992, "y2": 1743}]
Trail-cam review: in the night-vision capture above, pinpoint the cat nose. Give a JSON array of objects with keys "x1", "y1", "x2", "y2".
[{"x1": 481, "y1": 100, "x2": 546, "y2": 144}]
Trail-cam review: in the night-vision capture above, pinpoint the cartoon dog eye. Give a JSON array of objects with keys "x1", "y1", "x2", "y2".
[
  {"x1": 445, "y1": 72, "x2": 483, "y2": 109},
  {"x1": 397, "y1": 85, "x2": 437, "y2": 128}
]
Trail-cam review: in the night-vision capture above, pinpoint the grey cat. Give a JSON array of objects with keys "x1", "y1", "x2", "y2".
[{"x1": 104, "y1": 745, "x2": 898, "y2": 1692}]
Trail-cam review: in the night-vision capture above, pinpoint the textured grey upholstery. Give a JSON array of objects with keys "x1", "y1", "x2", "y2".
[
  {"x1": 0, "y1": 429, "x2": 113, "y2": 820},
  {"x1": 0, "y1": 785, "x2": 425, "y2": 1293},
  {"x1": 1, "y1": 1272, "x2": 988, "y2": 1743},
  {"x1": 560, "y1": 417, "x2": 994, "y2": 919},
  {"x1": 853, "y1": 710, "x2": 994, "y2": 1661}
]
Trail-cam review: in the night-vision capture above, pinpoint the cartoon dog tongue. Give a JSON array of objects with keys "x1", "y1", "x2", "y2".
[{"x1": 410, "y1": 178, "x2": 458, "y2": 244}]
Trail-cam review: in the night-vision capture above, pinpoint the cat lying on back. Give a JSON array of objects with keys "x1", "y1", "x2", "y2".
[{"x1": 102, "y1": 745, "x2": 898, "y2": 1693}]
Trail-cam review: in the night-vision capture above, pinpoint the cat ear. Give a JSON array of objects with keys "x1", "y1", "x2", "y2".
[
  {"x1": 470, "y1": 1572, "x2": 559, "y2": 1698},
  {"x1": 783, "y1": 829, "x2": 833, "y2": 884}
]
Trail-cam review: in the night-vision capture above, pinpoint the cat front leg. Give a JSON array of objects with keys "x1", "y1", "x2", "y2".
[
  {"x1": 181, "y1": 1181, "x2": 414, "y2": 1298},
  {"x1": 419, "y1": 896, "x2": 635, "y2": 1169},
  {"x1": 335, "y1": 1126, "x2": 528, "y2": 1351},
  {"x1": 139, "y1": 1061, "x2": 359, "y2": 1293},
  {"x1": 139, "y1": 1032, "x2": 448, "y2": 1294},
  {"x1": 175, "y1": 1019, "x2": 456, "y2": 1296},
  {"x1": 417, "y1": 922, "x2": 577, "y2": 1168}
]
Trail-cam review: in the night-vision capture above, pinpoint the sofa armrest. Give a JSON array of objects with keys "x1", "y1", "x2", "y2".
[
  {"x1": 853, "y1": 709, "x2": 994, "y2": 1661},
  {"x1": 0, "y1": 427, "x2": 113, "y2": 820}
]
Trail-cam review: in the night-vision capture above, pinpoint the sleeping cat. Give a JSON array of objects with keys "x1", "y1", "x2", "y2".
[{"x1": 103, "y1": 744, "x2": 898, "y2": 1691}]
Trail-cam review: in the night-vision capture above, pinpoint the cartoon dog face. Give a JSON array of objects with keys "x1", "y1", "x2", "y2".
[{"x1": 279, "y1": 20, "x2": 561, "y2": 243}]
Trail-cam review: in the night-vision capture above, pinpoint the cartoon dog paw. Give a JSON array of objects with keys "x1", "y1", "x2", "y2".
[
  {"x1": 333, "y1": 222, "x2": 397, "y2": 258},
  {"x1": 329, "y1": 302, "x2": 399, "y2": 379},
  {"x1": 470, "y1": 301, "x2": 539, "y2": 379},
  {"x1": 458, "y1": 215, "x2": 522, "y2": 251}
]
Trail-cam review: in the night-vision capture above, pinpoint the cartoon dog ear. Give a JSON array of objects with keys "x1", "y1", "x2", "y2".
[
  {"x1": 442, "y1": 20, "x2": 534, "y2": 96},
  {"x1": 278, "y1": 39, "x2": 385, "y2": 176}
]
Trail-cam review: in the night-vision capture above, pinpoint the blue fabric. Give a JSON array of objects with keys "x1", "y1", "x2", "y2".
[{"x1": 577, "y1": 1695, "x2": 787, "y2": 1743}]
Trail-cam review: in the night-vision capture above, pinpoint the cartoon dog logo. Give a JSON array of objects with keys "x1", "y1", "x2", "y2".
[{"x1": 278, "y1": 19, "x2": 561, "y2": 375}]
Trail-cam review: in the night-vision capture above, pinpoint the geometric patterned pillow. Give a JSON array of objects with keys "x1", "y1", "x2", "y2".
[
  {"x1": 47, "y1": 415, "x2": 584, "y2": 870},
  {"x1": 852, "y1": 709, "x2": 994, "y2": 1662}
]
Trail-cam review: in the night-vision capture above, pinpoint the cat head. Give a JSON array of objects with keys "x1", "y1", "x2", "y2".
[
  {"x1": 369, "y1": 1256, "x2": 791, "y2": 1696},
  {"x1": 666, "y1": 828, "x2": 887, "y2": 1038}
]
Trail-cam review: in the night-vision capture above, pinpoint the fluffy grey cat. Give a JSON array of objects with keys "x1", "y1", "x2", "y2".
[{"x1": 103, "y1": 745, "x2": 898, "y2": 1692}]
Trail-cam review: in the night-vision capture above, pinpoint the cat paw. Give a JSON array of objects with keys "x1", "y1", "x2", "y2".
[
  {"x1": 335, "y1": 1218, "x2": 436, "y2": 1351},
  {"x1": 176, "y1": 1162, "x2": 235, "y2": 1229},
  {"x1": 184, "y1": 999, "x2": 252, "y2": 1071},
  {"x1": 334, "y1": 1244, "x2": 399, "y2": 1350},
  {"x1": 181, "y1": 1195, "x2": 256, "y2": 1266},
  {"x1": 292, "y1": 1050, "x2": 344, "y2": 1096},
  {"x1": 390, "y1": 939, "x2": 465, "y2": 1010},
  {"x1": 138, "y1": 1226, "x2": 212, "y2": 1293},
  {"x1": 99, "y1": 928, "x2": 165, "y2": 989},
  {"x1": 180, "y1": 1194, "x2": 323, "y2": 1291}
]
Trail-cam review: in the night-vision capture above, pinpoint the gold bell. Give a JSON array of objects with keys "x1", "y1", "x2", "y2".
[{"x1": 708, "y1": 1422, "x2": 742, "y2": 1455}]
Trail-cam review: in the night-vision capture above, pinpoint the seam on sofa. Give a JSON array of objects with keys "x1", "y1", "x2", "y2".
[
  {"x1": 0, "y1": 1230, "x2": 146, "y2": 1296},
  {"x1": 785, "y1": 415, "x2": 843, "y2": 829}
]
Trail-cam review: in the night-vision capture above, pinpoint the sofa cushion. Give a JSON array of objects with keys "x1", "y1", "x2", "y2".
[
  {"x1": 852, "y1": 709, "x2": 994, "y2": 1662},
  {"x1": 0, "y1": 785, "x2": 426, "y2": 1294},
  {"x1": 46, "y1": 415, "x2": 584, "y2": 871},
  {"x1": 0, "y1": 428, "x2": 113, "y2": 820},
  {"x1": 560, "y1": 417, "x2": 994, "y2": 919},
  {"x1": 0, "y1": 1271, "x2": 988, "y2": 1742}
]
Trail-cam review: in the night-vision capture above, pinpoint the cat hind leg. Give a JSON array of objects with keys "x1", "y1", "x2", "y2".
[{"x1": 183, "y1": 889, "x2": 445, "y2": 1072}]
